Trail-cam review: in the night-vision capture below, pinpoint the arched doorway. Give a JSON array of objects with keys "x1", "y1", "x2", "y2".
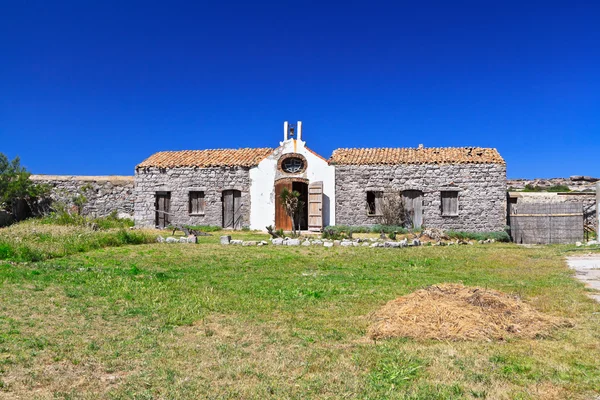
[{"x1": 274, "y1": 178, "x2": 308, "y2": 231}]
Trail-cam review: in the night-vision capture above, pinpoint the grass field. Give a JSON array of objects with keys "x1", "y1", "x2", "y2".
[{"x1": 0, "y1": 225, "x2": 599, "y2": 399}]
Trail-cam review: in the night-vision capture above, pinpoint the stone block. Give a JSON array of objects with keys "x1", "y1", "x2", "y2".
[{"x1": 220, "y1": 235, "x2": 231, "y2": 245}]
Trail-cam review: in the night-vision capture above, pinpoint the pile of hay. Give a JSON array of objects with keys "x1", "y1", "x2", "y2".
[{"x1": 368, "y1": 284, "x2": 571, "y2": 341}]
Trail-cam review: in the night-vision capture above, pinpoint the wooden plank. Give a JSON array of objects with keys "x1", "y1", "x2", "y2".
[
  {"x1": 222, "y1": 190, "x2": 234, "y2": 228},
  {"x1": 510, "y1": 213, "x2": 583, "y2": 217},
  {"x1": 403, "y1": 190, "x2": 423, "y2": 229},
  {"x1": 308, "y1": 181, "x2": 323, "y2": 231},
  {"x1": 233, "y1": 190, "x2": 242, "y2": 230},
  {"x1": 510, "y1": 202, "x2": 583, "y2": 244}
]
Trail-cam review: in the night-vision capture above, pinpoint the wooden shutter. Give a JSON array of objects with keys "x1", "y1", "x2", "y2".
[
  {"x1": 308, "y1": 181, "x2": 323, "y2": 231},
  {"x1": 374, "y1": 192, "x2": 384, "y2": 216},
  {"x1": 441, "y1": 191, "x2": 458, "y2": 216},
  {"x1": 189, "y1": 192, "x2": 205, "y2": 214}
]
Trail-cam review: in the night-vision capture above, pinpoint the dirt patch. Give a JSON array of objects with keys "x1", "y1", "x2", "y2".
[{"x1": 368, "y1": 284, "x2": 572, "y2": 341}]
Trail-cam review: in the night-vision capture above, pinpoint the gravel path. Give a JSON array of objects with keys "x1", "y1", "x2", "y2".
[{"x1": 566, "y1": 255, "x2": 600, "y2": 302}]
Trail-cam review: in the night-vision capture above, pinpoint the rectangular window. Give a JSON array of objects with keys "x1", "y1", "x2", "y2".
[
  {"x1": 441, "y1": 191, "x2": 459, "y2": 216},
  {"x1": 189, "y1": 191, "x2": 205, "y2": 215},
  {"x1": 366, "y1": 191, "x2": 383, "y2": 216}
]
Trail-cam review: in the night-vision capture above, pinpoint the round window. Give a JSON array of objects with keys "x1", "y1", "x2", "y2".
[{"x1": 282, "y1": 157, "x2": 304, "y2": 173}]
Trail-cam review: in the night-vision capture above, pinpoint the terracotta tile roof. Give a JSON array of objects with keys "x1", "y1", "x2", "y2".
[
  {"x1": 329, "y1": 147, "x2": 505, "y2": 165},
  {"x1": 137, "y1": 148, "x2": 273, "y2": 168}
]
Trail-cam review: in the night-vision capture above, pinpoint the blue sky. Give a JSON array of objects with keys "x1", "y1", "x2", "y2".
[{"x1": 1, "y1": 1, "x2": 598, "y2": 178}]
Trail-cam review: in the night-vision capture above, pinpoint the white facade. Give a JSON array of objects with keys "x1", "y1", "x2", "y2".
[{"x1": 249, "y1": 122, "x2": 335, "y2": 230}]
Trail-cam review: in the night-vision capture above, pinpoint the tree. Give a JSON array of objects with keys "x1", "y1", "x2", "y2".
[
  {"x1": 0, "y1": 153, "x2": 50, "y2": 219},
  {"x1": 280, "y1": 187, "x2": 305, "y2": 236}
]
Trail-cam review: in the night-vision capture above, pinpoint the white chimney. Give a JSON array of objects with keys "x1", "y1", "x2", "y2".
[
  {"x1": 283, "y1": 121, "x2": 289, "y2": 141},
  {"x1": 297, "y1": 121, "x2": 302, "y2": 141}
]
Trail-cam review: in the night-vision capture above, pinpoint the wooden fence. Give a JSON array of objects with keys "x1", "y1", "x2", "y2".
[{"x1": 509, "y1": 203, "x2": 583, "y2": 244}]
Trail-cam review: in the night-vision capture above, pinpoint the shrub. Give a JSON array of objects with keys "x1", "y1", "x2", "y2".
[
  {"x1": 445, "y1": 231, "x2": 511, "y2": 242},
  {"x1": 379, "y1": 192, "x2": 407, "y2": 227},
  {"x1": 183, "y1": 225, "x2": 222, "y2": 232},
  {"x1": 0, "y1": 153, "x2": 51, "y2": 220},
  {"x1": 321, "y1": 224, "x2": 414, "y2": 240},
  {"x1": 546, "y1": 185, "x2": 571, "y2": 192},
  {"x1": 40, "y1": 208, "x2": 134, "y2": 230}
]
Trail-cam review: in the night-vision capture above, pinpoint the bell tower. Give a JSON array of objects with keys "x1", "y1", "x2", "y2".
[{"x1": 283, "y1": 121, "x2": 303, "y2": 141}]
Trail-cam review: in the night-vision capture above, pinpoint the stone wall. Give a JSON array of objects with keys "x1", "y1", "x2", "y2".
[
  {"x1": 334, "y1": 163, "x2": 507, "y2": 232},
  {"x1": 134, "y1": 166, "x2": 251, "y2": 228},
  {"x1": 30, "y1": 175, "x2": 134, "y2": 218}
]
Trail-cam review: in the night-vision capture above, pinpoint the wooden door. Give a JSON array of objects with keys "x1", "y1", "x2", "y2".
[
  {"x1": 308, "y1": 181, "x2": 323, "y2": 231},
  {"x1": 274, "y1": 180, "x2": 292, "y2": 230},
  {"x1": 222, "y1": 190, "x2": 242, "y2": 229},
  {"x1": 402, "y1": 190, "x2": 423, "y2": 229},
  {"x1": 232, "y1": 190, "x2": 242, "y2": 229},
  {"x1": 155, "y1": 192, "x2": 171, "y2": 228}
]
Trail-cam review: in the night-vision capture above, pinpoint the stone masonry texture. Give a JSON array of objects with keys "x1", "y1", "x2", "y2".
[
  {"x1": 134, "y1": 166, "x2": 251, "y2": 228},
  {"x1": 30, "y1": 175, "x2": 134, "y2": 218},
  {"x1": 334, "y1": 163, "x2": 507, "y2": 232}
]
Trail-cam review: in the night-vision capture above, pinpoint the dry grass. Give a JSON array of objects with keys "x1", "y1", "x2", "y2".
[
  {"x1": 368, "y1": 284, "x2": 573, "y2": 341},
  {"x1": 0, "y1": 226, "x2": 599, "y2": 399}
]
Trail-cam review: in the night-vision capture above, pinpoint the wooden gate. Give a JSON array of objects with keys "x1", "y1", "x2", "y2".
[
  {"x1": 222, "y1": 190, "x2": 242, "y2": 229},
  {"x1": 510, "y1": 203, "x2": 583, "y2": 244},
  {"x1": 274, "y1": 180, "x2": 292, "y2": 230},
  {"x1": 155, "y1": 192, "x2": 171, "y2": 229},
  {"x1": 308, "y1": 181, "x2": 323, "y2": 231},
  {"x1": 403, "y1": 190, "x2": 423, "y2": 229}
]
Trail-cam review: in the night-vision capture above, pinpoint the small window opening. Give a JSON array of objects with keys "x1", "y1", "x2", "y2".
[{"x1": 367, "y1": 191, "x2": 383, "y2": 216}]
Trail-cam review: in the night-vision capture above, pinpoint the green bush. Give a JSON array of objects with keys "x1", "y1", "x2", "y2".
[
  {"x1": 183, "y1": 225, "x2": 222, "y2": 232},
  {"x1": 521, "y1": 184, "x2": 570, "y2": 193},
  {"x1": 321, "y1": 224, "x2": 412, "y2": 240},
  {"x1": 546, "y1": 185, "x2": 571, "y2": 192},
  {"x1": 445, "y1": 231, "x2": 511, "y2": 242},
  {"x1": 40, "y1": 209, "x2": 134, "y2": 230}
]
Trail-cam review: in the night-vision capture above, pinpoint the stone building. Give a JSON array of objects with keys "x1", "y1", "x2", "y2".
[
  {"x1": 330, "y1": 147, "x2": 507, "y2": 232},
  {"x1": 134, "y1": 122, "x2": 506, "y2": 232},
  {"x1": 134, "y1": 122, "x2": 335, "y2": 230}
]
